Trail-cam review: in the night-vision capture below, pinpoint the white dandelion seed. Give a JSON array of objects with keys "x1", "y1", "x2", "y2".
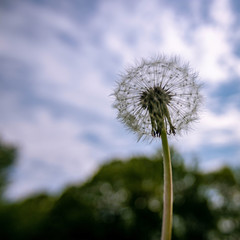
[{"x1": 112, "y1": 55, "x2": 203, "y2": 141}]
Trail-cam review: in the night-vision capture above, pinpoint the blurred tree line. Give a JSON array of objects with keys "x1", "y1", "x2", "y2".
[{"x1": 0, "y1": 139, "x2": 240, "y2": 240}]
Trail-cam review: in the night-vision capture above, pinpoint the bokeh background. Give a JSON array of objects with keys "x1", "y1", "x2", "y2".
[{"x1": 1, "y1": 0, "x2": 240, "y2": 201}]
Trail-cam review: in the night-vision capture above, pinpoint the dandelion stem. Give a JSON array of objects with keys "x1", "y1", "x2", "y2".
[{"x1": 160, "y1": 127, "x2": 173, "y2": 240}]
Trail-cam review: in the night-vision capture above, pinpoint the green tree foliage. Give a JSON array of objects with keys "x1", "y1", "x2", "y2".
[
  {"x1": 0, "y1": 194, "x2": 55, "y2": 240},
  {"x1": 0, "y1": 139, "x2": 17, "y2": 198},
  {"x1": 0, "y1": 147, "x2": 240, "y2": 240}
]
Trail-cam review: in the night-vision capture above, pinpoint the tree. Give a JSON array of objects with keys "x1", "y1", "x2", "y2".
[
  {"x1": 0, "y1": 138, "x2": 17, "y2": 198},
  {"x1": 0, "y1": 147, "x2": 240, "y2": 239}
]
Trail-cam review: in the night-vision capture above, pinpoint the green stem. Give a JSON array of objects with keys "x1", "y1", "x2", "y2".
[{"x1": 160, "y1": 127, "x2": 173, "y2": 240}]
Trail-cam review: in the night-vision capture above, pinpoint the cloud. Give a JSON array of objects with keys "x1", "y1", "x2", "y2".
[
  {"x1": 210, "y1": 0, "x2": 235, "y2": 28},
  {"x1": 87, "y1": 0, "x2": 240, "y2": 86},
  {"x1": 4, "y1": 108, "x2": 98, "y2": 198},
  {"x1": 192, "y1": 0, "x2": 240, "y2": 86},
  {"x1": 173, "y1": 106, "x2": 240, "y2": 149},
  {"x1": 1, "y1": 0, "x2": 240, "y2": 199}
]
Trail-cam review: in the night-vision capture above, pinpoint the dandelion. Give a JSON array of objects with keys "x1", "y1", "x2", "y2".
[
  {"x1": 113, "y1": 55, "x2": 202, "y2": 141},
  {"x1": 112, "y1": 55, "x2": 203, "y2": 240}
]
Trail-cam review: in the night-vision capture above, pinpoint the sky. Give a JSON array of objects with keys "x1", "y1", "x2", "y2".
[{"x1": 0, "y1": 0, "x2": 240, "y2": 200}]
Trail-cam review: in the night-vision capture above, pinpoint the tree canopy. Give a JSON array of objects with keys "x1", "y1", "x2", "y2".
[
  {"x1": 0, "y1": 145, "x2": 240, "y2": 240},
  {"x1": 0, "y1": 139, "x2": 17, "y2": 198}
]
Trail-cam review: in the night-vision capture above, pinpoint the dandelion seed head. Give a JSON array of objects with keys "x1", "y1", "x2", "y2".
[{"x1": 112, "y1": 55, "x2": 203, "y2": 141}]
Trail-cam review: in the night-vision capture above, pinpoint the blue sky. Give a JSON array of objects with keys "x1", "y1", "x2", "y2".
[{"x1": 0, "y1": 0, "x2": 240, "y2": 200}]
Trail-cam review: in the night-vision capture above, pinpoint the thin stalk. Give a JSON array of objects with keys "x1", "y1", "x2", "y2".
[{"x1": 160, "y1": 127, "x2": 173, "y2": 240}]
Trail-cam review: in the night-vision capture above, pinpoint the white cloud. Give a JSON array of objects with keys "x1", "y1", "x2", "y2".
[
  {"x1": 1, "y1": 0, "x2": 240, "y2": 199},
  {"x1": 173, "y1": 106, "x2": 240, "y2": 151},
  {"x1": 3, "y1": 108, "x2": 98, "y2": 199},
  {"x1": 210, "y1": 0, "x2": 235, "y2": 28},
  {"x1": 193, "y1": 26, "x2": 233, "y2": 83},
  {"x1": 87, "y1": 0, "x2": 240, "y2": 86},
  {"x1": 190, "y1": 0, "x2": 240, "y2": 85}
]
